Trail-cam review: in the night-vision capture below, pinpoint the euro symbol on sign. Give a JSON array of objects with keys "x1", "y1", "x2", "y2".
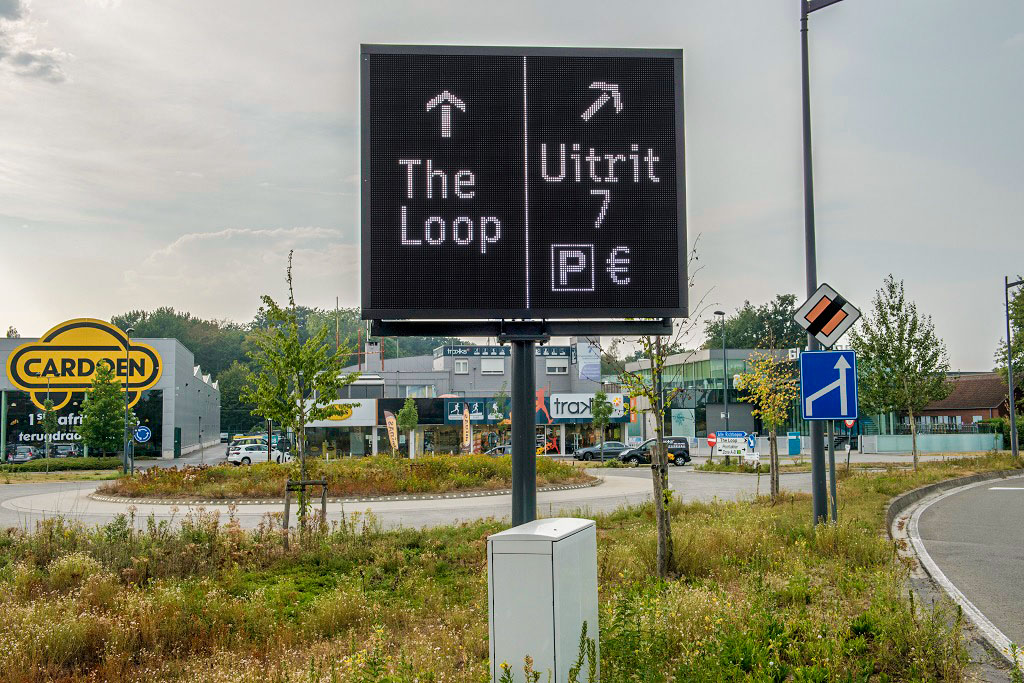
[{"x1": 606, "y1": 246, "x2": 630, "y2": 285}]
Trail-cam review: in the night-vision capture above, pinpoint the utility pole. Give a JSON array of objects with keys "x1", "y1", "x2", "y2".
[
  {"x1": 1007, "y1": 276, "x2": 1022, "y2": 461},
  {"x1": 123, "y1": 327, "x2": 134, "y2": 474}
]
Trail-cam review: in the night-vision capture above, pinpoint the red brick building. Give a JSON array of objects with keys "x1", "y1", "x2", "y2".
[{"x1": 918, "y1": 373, "x2": 1010, "y2": 426}]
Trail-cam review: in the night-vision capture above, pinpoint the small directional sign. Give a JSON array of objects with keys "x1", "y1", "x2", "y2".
[
  {"x1": 800, "y1": 350, "x2": 858, "y2": 421},
  {"x1": 794, "y1": 283, "x2": 861, "y2": 349},
  {"x1": 133, "y1": 425, "x2": 152, "y2": 443}
]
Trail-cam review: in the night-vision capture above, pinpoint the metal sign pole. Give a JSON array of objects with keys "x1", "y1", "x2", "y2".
[
  {"x1": 511, "y1": 340, "x2": 537, "y2": 526},
  {"x1": 801, "y1": 5, "x2": 829, "y2": 526},
  {"x1": 1006, "y1": 277, "x2": 1020, "y2": 461},
  {"x1": 827, "y1": 420, "x2": 837, "y2": 522}
]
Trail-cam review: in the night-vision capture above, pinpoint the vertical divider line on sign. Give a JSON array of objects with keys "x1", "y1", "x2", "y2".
[{"x1": 523, "y1": 56, "x2": 530, "y2": 310}]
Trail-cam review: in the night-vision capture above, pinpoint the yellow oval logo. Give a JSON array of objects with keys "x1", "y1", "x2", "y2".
[
  {"x1": 6, "y1": 318, "x2": 163, "y2": 410},
  {"x1": 325, "y1": 404, "x2": 354, "y2": 421}
]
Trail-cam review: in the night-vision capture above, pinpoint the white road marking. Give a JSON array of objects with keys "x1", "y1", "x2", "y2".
[
  {"x1": 988, "y1": 487, "x2": 1024, "y2": 490},
  {"x1": 906, "y1": 475, "x2": 1024, "y2": 672}
]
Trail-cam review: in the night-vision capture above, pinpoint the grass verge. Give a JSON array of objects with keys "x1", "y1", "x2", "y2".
[
  {"x1": 0, "y1": 452, "x2": 1017, "y2": 682},
  {"x1": 96, "y1": 454, "x2": 593, "y2": 499}
]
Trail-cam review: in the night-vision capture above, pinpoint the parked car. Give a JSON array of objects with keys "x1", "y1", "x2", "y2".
[
  {"x1": 485, "y1": 444, "x2": 512, "y2": 456},
  {"x1": 226, "y1": 434, "x2": 267, "y2": 456},
  {"x1": 227, "y1": 443, "x2": 287, "y2": 465},
  {"x1": 573, "y1": 441, "x2": 629, "y2": 461},
  {"x1": 619, "y1": 438, "x2": 691, "y2": 466},
  {"x1": 8, "y1": 445, "x2": 37, "y2": 464},
  {"x1": 52, "y1": 444, "x2": 81, "y2": 458}
]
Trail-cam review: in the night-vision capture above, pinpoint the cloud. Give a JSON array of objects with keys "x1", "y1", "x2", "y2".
[
  {"x1": 1005, "y1": 32, "x2": 1024, "y2": 50},
  {"x1": 0, "y1": 0, "x2": 23, "y2": 20},
  {"x1": 124, "y1": 226, "x2": 359, "y2": 322},
  {"x1": 0, "y1": 0, "x2": 70, "y2": 83}
]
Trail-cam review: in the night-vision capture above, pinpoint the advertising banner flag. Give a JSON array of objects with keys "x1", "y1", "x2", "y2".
[
  {"x1": 383, "y1": 410, "x2": 399, "y2": 452},
  {"x1": 462, "y1": 406, "x2": 472, "y2": 452}
]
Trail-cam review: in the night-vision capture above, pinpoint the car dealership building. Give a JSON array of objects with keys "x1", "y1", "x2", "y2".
[{"x1": 1, "y1": 318, "x2": 220, "y2": 459}]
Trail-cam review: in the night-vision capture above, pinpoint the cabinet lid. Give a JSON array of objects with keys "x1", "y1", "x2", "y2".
[{"x1": 488, "y1": 517, "x2": 594, "y2": 543}]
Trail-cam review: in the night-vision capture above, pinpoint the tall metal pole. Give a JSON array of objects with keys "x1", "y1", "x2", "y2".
[
  {"x1": 827, "y1": 420, "x2": 837, "y2": 521},
  {"x1": 1007, "y1": 277, "x2": 1021, "y2": 460},
  {"x1": 123, "y1": 327, "x2": 134, "y2": 474},
  {"x1": 801, "y1": 2, "x2": 829, "y2": 524},
  {"x1": 511, "y1": 340, "x2": 537, "y2": 526},
  {"x1": 721, "y1": 318, "x2": 730, "y2": 464}
]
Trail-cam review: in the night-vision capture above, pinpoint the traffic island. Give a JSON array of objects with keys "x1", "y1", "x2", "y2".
[{"x1": 93, "y1": 454, "x2": 595, "y2": 502}]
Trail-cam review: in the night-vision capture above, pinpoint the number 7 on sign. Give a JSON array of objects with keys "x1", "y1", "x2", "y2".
[{"x1": 590, "y1": 189, "x2": 610, "y2": 229}]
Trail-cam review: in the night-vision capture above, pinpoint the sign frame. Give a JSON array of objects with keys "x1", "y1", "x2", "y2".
[
  {"x1": 799, "y1": 350, "x2": 859, "y2": 421},
  {"x1": 360, "y1": 43, "x2": 687, "y2": 322}
]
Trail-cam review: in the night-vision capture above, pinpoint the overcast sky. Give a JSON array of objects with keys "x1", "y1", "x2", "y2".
[{"x1": 1, "y1": 0, "x2": 1021, "y2": 370}]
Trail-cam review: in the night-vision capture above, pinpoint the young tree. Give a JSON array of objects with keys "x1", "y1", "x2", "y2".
[
  {"x1": 242, "y1": 252, "x2": 358, "y2": 517},
  {"x1": 396, "y1": 397, "x2": 419, "y2": 457},
  {"x1": 737, "y1": 349, "x2": 798, "y2": 501},
  {"x1": 606, "y1": 238, "x2": 710, "y2": 579},
  {"x1": 77, "y1": 361, "x2": 135, "y2": 457},
  {"x1": 590, "y1": 390, "x2": 613, "y2": 461},
  {"x1": 41, "y1": 398, "x2": 60, "y2": 462},
  {"x1": 851, "y1": 275, "x2": 951, "y2": 470}
]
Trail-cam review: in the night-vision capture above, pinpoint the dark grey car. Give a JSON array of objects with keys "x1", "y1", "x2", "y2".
[{"x1": 573, "y1": 441, "x2": 628, "y2": 461}]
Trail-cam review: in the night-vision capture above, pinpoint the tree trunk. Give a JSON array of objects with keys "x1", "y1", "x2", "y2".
[
  {"x1": 651, "y1": 339, "x2": 675, "y2": 581},
  {"x1": 909, "y1": 407, "x2": 918, "y2": 471},
  {"x1": 769, "y1": 429, "x2": 779, "y2": 502}
]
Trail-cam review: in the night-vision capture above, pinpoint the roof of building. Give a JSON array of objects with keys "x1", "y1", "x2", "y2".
[{"x1": 924, "y1": 372, "x2": 1008, "y2": 411}]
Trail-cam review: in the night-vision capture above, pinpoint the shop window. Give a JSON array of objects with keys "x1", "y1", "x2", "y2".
[
  {"x1": 546, "y1": 358, "x2": 569, "y2": 375},
  {"x1": 481, "y1": 358, "x2": 504, "y2": 375},
  {"x1": 454, "y1": 359, "x2": 469, "y2": 375}
]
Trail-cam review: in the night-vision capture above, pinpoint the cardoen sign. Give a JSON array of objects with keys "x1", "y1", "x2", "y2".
[{"x1": 6, "y1": 318, "x2": 162, "y2": 410}]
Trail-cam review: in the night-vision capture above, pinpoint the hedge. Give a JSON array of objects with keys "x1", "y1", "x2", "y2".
[{"x1": 0, "y1": 456, "x2": 122, "y2": 472}]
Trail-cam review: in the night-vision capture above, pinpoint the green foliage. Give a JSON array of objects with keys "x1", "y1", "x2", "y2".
[
  {"x1": 851, "y1": 275, "x2": 951, "y2": 462},
  {"x1": 0, "y1": 456, "x2": 122, "y2": 473},
  {"x1": 111, "y1": 307, "x2": 248, "y2": 378},
  {"x1": 696, "y1": 461, "x2": 768, "y2": 473},
  {"x1": 703, "y1": 294, "x2": 806, "y2": 350},
  {"x1": 241, "y1": 252, "x2": 357, "y2": 465},
  {"x1": 738, "y1": 350, "x2": 798, "y2": 431},
  {"x1": 218, "y1": 360, "x2": 258, "y2": 432},
  {"x1": 40, "y1": 398, "x2": 59, "y2": 456},
  {"x1": 591, "y1": 390, "x2": 613, "y2": 459},
  {"x1": 0, "y1": 455, "x2": 1015, "y2": 681},
  {"x1": 76, "y1": 361, "x2": 135, "y2": 456},
  {"x1": 396, "y1": 397, "x2": 418, "y2": 439}
]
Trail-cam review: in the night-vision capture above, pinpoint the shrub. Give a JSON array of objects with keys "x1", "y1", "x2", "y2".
[{"x1": 0, "y1": 456, "x2": 122, "y2": 473}]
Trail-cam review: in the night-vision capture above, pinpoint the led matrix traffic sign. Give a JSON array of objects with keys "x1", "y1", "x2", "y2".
[{"x1": 361, "y1": 45, "x2": 686, "y2": 320}]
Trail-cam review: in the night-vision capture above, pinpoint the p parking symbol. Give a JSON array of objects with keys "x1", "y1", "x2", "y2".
[{"x1": 551, "y1": 244, "x2": 595, "y2": 292}]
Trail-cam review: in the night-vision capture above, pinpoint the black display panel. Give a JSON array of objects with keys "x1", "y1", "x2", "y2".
[{"x1": 361, "y1": 45, "x2": 685, "y2": 320}]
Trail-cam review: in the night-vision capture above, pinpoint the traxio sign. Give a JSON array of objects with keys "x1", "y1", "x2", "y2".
[
  {"x1": 6, "y1": 319, "x2": 162, "y2": 410},
  {"x1": 361, "y1": 45, "x2": 686, "y2": 320}
]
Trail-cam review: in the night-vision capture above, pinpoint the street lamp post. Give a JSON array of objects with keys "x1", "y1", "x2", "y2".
[
  {"x1": 1006, "y1": 276, "x2": 1022, "y2": 461},
  {"x1": 801, "y1": 0, "x2": 846, "y2": 524},
  {"x1": 714, "y1": 310, "x2": 730, "y2": 464},
  {"x1": 123, "y1": 327, "x2": 134, "y2": 474}
]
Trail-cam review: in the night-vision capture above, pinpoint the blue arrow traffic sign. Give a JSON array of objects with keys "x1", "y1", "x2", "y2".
[
  {"x1": 800, "y1": 350, "x2": 858, "y2": 421},
  {"x1": 133, "y1": 425, "x2": 152, "y2": 443},
  {"x1": 746, "y1": 433, "x2": 757, "y2": 450}
]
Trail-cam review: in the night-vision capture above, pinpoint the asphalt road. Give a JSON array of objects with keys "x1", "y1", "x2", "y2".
[
  {"x1": 0, "y1": 462, "x2": 814, "y2": 531},
  {"x1": 917, "y1": 476, "x2": 1024, "y2": 650}
]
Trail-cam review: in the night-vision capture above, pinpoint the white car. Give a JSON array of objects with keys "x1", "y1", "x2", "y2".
[{"x1": 227, "y1": 443, "x2": 288, "y2": 465}]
